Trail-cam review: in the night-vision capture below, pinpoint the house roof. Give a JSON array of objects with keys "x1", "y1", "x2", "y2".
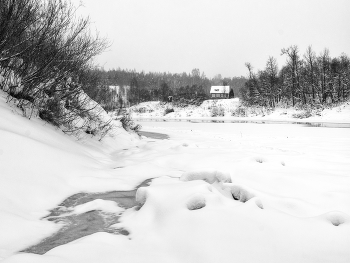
[{"x1": 210, "y1": 86, "x2": 230, "y2": 94}]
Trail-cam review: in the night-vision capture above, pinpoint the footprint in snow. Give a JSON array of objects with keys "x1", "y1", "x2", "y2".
[
  {"x1": 229, "y1": 185, "x2": 255, "y2": 203},
  {"x1": 187, "y1": 194, "x2": 206, "y2": 210},
  {"x1": 322, "y1": 211, "x2": 349, "y2": 227}
]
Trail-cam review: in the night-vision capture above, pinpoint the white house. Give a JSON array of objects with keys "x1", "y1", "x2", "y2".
[{"x1": 210, "y1": 86, "x2": 231, "y2": 99}]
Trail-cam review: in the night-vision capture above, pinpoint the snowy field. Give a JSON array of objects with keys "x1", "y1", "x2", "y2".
[{"x1": 1, "y1": 93, "x2": 350, "y2": 262}]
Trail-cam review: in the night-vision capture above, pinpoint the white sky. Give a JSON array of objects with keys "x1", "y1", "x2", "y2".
[{"x1": 78, "y1": 0, "x2": 350, "y2": 78}]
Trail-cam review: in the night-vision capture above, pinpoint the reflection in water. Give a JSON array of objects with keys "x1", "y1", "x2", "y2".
[{"x1": 134, "y1": 118, "x2": 350, "y2": 128}]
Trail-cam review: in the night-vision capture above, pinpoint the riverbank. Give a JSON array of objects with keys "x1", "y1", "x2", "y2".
[{"x1": 130, "y1": 99, "x2": 350, "y2": 124}]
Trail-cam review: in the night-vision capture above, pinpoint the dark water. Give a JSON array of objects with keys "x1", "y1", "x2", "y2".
[
  {"x1": 21, "y1": 179, "x2": 153, "y2": 255},
  {"x1": 135, "y1": 118, "x2": 350, "y2": 128},
  {"x1": 139, "y1": 131, "x2": 169, "y2": 139}
]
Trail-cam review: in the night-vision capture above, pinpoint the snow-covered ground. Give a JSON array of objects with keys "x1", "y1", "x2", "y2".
[
  {"x1": 1, "y1": 91, "x2": 350, "y2": 263},
  {"x1": 130, "y1": 99, "x2": 350, "y2": 123}
]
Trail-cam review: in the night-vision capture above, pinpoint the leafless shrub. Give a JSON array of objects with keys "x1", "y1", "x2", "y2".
[
  {"x1": 211, "y1": 106, "x2": 225, "y2": 117},
  {"x1": 0, "y1": 0, "x2": 113, "y2": 139},
  {"x1": 120, "y1": 114, "x2": 142, "y2": 134},
  {"x1": 164, "y1": 108, "x2": 174, "y2": 115}
]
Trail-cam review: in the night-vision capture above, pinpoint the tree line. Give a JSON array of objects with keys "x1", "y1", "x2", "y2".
[
  {"x1": 82, "y1": 68, "x2": 247, "y2": 109},
  {"x1": 241, "y1": 46, "x2": 350, "y2": 107},
  {"x1": 0, "y1": 0, "x2": 113, "y2": 136}
]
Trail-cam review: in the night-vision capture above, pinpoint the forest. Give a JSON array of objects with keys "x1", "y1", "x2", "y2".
[
  {"x1": 81, "y1": 68, "x2": 247, "y2": 110},
  {"x1": 84, "y1": 46, "x2": 350, "y2": 112},
  {"x1": 241, "y1": 46, "x2": 350, "y2": 107}
]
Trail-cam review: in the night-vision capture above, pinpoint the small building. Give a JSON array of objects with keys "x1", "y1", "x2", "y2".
[{"x1": 210, "y1": 86, "x2": 231, "y2": 99}]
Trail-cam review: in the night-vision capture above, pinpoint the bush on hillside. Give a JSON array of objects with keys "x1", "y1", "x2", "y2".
[
  {"x1": 0, "y1": 0, "x2": 113, "y2": 139},
  {"x1": 38, "y1": 98, "x2": 62, "y2": 127},
  {"x1": 120, "y1": 114, "x2": 142, "y2": 134},
  {"x1": 292, "y1": 110, "x2": 313, "y2": 119},
  {"x1": 231, "y1": 106, "x2": 247, "y2": 117},
  {"x1": 211, "y1": 106, "x2": 225, "y2": 117},
  {"x1": 164, "y1": 108, "x2": 174, "y2": 115}
]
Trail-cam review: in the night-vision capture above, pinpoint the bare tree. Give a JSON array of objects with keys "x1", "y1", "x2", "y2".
[
  {"x1": 281, "y1": 46, "x2": 301, "y2": 106},
  {"x1": 303, "y1": 46, "x2": 318, "y2": 102}
]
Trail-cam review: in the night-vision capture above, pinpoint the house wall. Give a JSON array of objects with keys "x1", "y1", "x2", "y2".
[{"x1": 211, "y1": 93, "x2": 229, "y2": 99}]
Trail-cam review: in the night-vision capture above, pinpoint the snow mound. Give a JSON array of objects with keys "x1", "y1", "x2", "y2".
[
  {"x1": 254, "y1": 198, "x2": 264, "y2": 209},
  {"x1": 135, "y1": 187, "x2": 148, "y2": 206},
  {"x1": 180, "y1": 170, "x2": 232, "y2": 184},
  {"x1": 320, "y1": 211, "x2": 350, "y2": 226},
  {"x1": 69, "y1": 199, "x2": 124, "y2": 215},
  {"x1": 186, "y1": 194, "x2": 206, "y2": 210},
  {"x1": 227, "y1": 185, "x2": 255, "y2": 203}
]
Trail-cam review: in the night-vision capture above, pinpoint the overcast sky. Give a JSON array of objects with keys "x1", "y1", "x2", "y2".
[{"x1": 78, "y1": 0, "x2": 350, "y2": 78}]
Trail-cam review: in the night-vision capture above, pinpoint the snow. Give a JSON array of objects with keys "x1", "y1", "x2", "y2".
[
  {"x1": 186, "y1": 193, "x2": 206, "y2": 210},
  {"x1": 69, "y1": 199, "x2": 124, "y2": 215},
  {"x1": 135, "y1": 187, "x2": 148, "y2": 206},
  {"x1": 180, "y1": 170, "x2": 232, "y2": 183},
  {"x1": 131, "y1": 99, "x2": 350, "y2": 123},
  {"x1": 0, "y1": 90, "x2": 139, "y2": 259},
  {"x1": 226, "y1": 184, "x2": 255, "y2": 202},
  {"x1": 1, "y1": 91, "x2": 350, "y2": 263}
]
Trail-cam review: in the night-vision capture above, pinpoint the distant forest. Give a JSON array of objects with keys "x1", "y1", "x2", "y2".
[
  {"x1": 85, "y1": 45, "x2": 350, "y2": 111},
  {"x1": 242, "y1": 46, "x2": 350, "y2": 107},
  {"x1": 81, "y1": 68, "x2": 247, "y2": 109}
]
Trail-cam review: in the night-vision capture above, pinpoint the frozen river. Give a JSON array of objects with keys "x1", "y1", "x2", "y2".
[
  {"x1": 132, "y1": 120, "x2": 350, "y2": 262},
  {"x1": 138, "y1": 120, "x2": 350, "y2": 141},
  {"x1": 4, "y1": 116, "x2": 350, "y2": 262}
]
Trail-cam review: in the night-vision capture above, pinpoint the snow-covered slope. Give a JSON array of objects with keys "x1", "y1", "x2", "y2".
[{"x1": 0, "y1": 90, "x2": 140, "y2": 259}]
